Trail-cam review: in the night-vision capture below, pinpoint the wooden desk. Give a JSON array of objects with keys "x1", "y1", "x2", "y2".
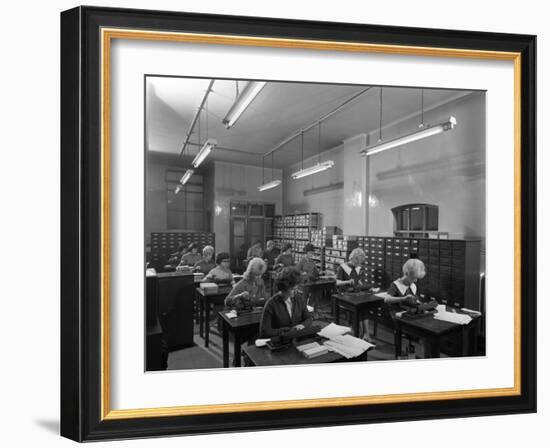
[
  {"x1": 300, "y1": 278, "x2": 336, "y2": 317},
  {"x1": 393, "y1": 311, "x2": 481, "y2": 358},
  {"x1": 243, "y1": 342, "x2": 343, "y2": 367},
  {"x1": 219, "y1": 310, "x2": 262, "y2": 367},
  {"x1": 196, "y1": 285, "x2": 233, "y2": 348},
  {"x1": 243, "y1": 333, "x2": 371, "y2": 367},
  {"x1": 332, "y1": 292, "x2": 385, "y2": 336}
]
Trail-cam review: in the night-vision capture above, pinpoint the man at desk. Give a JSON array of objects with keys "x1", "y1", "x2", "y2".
[{"x1": 260, "y1": 267, "x2": 312, "y2": 337}]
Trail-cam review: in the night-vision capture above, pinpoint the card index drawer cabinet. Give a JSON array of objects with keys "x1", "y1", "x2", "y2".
[
  {"x1": 148, "y1": 231, "x2": 215, "y2": 270},
  {"x1": 415, "y1": 239, "x2": 481, "y2": 310},
  {"x1": 376, "y1": 237, "x2": 481, "y2": 311}
]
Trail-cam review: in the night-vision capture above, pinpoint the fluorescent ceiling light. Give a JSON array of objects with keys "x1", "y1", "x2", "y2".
[
  {"x1": 192, "y1": 138, "x2": 217, "y2": 168},
  {"x1": 257, "y1": 179, "x2": 282, "y2": 192},
  {"x1": 177, "y1": 169, "x2": 194, "y2": 189},
  {"x1": 223, "y1": 81, "x2": 266, "y2": 129},
  {"x1": 291, "y1": 160, "x2": 335, "y2": 180},
  {"x1": 361, "y1": 116, "x2": 457, "y2": 157}
]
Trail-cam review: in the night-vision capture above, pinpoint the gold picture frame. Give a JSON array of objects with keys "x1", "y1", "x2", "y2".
[{"x1": 61, "y1": 6, "x2": 536, "y2": 441}]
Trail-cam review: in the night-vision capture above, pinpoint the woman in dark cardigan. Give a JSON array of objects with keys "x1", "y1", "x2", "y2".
[{"x1": 260, "y1": 267, "x2": 312, "y2": 338}]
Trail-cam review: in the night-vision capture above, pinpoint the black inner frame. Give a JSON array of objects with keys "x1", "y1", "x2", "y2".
[{"x1": 60, "y1": 6, "x2": 537, "y2": 442}]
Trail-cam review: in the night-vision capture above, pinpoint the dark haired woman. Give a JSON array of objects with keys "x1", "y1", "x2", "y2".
[
  {"x1": 178, "y1": 242, "x2": 202, "y2": 267},
  {"x1": 204, "y1": 252, "x2": 234, "y2": 284},
  {"x1": 296, "y1": 243, "x2": 320, "y2": 282},
  {"x1": 259, "y1": 267, "x2": 312, "y2": 338},
  {"x1": 274, "y1": 243, "x2": 295, "y2": 269}
]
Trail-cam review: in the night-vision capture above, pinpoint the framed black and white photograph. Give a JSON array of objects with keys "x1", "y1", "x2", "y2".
[{"x1": 60, "y1": 5, "x2": 536, "y2": 441}]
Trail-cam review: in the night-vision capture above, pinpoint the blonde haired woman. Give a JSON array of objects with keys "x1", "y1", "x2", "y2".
[
  {"x1": 225, "y1": 257, "x2": 267, "y2": 310},
  {"x1": 336, "y1": 247, "x2": 371, "y2": 291},
  {"x1": 385, "y1": 258, "x2": 427, "y2": 313},
  {"x1": 336, "y1": 247, "x2": 374, "y2": 341},
  {"x1": 193, "y1": 245, "x2": 215, "y2": 275}
]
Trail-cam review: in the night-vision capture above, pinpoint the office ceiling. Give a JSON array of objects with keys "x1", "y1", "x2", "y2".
[{"x1": 146, "y1": 76, "x2": 473, "y2": 169}]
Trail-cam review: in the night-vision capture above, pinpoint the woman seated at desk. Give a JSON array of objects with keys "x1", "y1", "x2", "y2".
[
  {"x1": 166, "y1": 243, "x2": 187, "y2": 267},
  {"x1": 246, "y1": 240, "x2": 264, "y2": 261},
  {"x1": 385, "y1": 258, "x2": 427, "y2": 313},
  {"x1": 263, "y1": 239, "x2": 280, "y2": 269},
  {"x1": 193, "y1": 245, "x2": 215, "y2": 275},
  {"x1": 178, "y1": 242, "x2": 202, "y2": 268},
  {"x1": 260, "y1": 267, "x2": 312, "y2": 338},
  {"x1": 274, "y1": 243, "x2": 295, "y2": 269},
  {"x1": 296, "y1": 243, "x2": 320, "y2": 282},
  {"x1": 225, "y1": 257, "x2": 267, "y2": 310},
  {"x1": 336, "y1": 248, "x2": 371, "y2": 292},
  {"x1": 204, "y1": 252, "x2": 234, "y2": 285},
  {"x1": 336, "y1": 248, "x2": 375, "y2": 341}
]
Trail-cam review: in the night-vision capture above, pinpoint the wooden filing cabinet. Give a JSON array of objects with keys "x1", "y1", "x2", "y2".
[
  {"x1": 416, "y1": 239, "x2": 481, "y2": 310},
  {"x1": 148, "y1": 272, "x2": 195, "y2": 351}
]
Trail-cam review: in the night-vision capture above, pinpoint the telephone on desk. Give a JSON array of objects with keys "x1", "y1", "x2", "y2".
[{"x1": 267, "y1": 325, "x2": 322, "y2": 351}]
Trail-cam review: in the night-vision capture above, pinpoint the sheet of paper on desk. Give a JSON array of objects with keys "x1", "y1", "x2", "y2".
[
  {"x1": 374, "y1": 292, "x2": 388, "y2": 299},
  {"x1": 324, "y1": 335, "x2": 374, "y2": 359},
  {"x1": 461, "y1": 307, "x2": 482, "y2": 315},
  {"x1": 434, "y1": 310, "x2": 472, "y2": 325},
  {"x1": 225, "y1": 310, "x2": 238, "y2": 319},
  {"x1": 255, "y1": 338, "x2": 270, "y2": 347},
  {"x1": 317, "y1": 323, "x2": 352, "y2": 339}
]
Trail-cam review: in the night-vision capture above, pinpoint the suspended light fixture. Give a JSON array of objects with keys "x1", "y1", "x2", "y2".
[
  {"x1": 179, "y1": 169, "x2": 194, "y2": 186},
  {"x1": 291, "y1": 160, "x2": 335, "y2": 179},
  {"x1": 258, "y1": 151, "x2": 282, "y2": 191},
  {"x1": 258, "y1": 180, "x2": 282, "y2": 191},
  {"x1": 174, "y1": 170, "x2": 193, "y2": 195},
  {"x1": 291, "y1": 124, "x2": 334, "y2": 180},
  {"x1": 360, "y1": 116, "x2": 457, "y2": 157},
  {"x1": 222, "y1": 81, "x2": 266, "y2": 129},
  {"x1": 191, "y1": 97, "x2": 217, "y2": 168},
  {"x1": 192, "y1": 138, "x2": 217, "y2": 168}
]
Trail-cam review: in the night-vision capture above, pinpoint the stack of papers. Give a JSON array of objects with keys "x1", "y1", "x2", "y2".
[
  {"x1": 200, "y1": 282, "x2": 219, "y2": 293},
  {"x1": 296, "y1": 342, "x2": 329, "y2": 359},
  {"x1": 317, "y1": 323, "x2": 351, "y2": 339},
  {"x1": 323, "y1": 335, "x2": 374, "y2": 359},
  {"x1": 224, "y1": 310, "x2": 238, "y2": 319},
  {"x1": 434, "y1": 309, "x2": 472, "y2": 325}
]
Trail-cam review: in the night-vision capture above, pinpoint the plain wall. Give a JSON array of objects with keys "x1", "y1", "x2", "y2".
[
  {"x1": 283, "y1": 92, "x2": 486, "y2": 245},
  {"x1": 366, "y1": 91, "x2": 486, "y2": 242},
  {"x1": 283, "y1": 144, "x2": 346, "y2": 229}
]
